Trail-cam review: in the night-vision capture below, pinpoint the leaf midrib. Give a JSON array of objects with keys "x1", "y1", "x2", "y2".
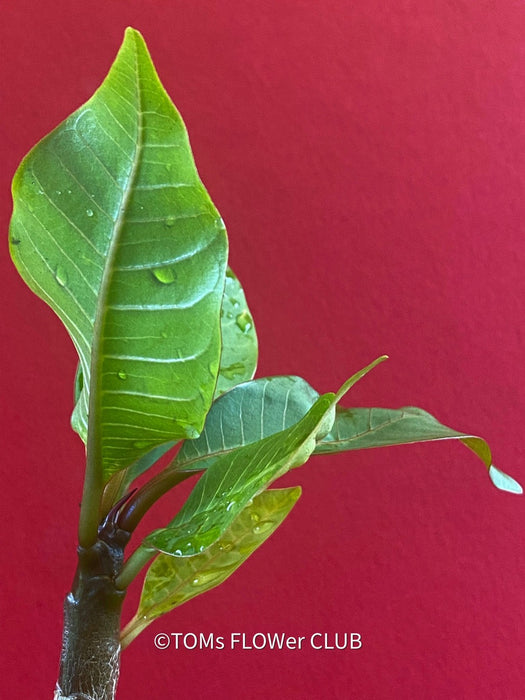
[
  {"x1": 86, "y1": 37, "x2": 144, "y2": 482},
  {"x1": 322, "y1": 408, "x2": 468, "y2": 448}
]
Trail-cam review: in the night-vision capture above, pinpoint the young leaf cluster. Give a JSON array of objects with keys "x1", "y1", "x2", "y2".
[{"x1": 9, "y1": 28, "x2": 521, "y2": 647}]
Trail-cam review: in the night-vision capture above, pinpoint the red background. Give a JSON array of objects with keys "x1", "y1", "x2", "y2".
[{"x1": 1, "y1": 2, "x2": 524, "y2": 698}]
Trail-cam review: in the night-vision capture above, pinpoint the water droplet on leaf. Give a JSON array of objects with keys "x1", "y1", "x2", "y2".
[
  {"x1": 117, "y1": 370, "x2": 127, "y2": 380},
  {"x1": 152, "y1": 266, "x2": 176, "y2": 284},
  {"x1": 220, "y1": 362, "x2": 245, "y2": 380},
  {"x1": 165, "y1": 216, "x2": 176, "y2": 228},
  {"x1": 86, "y1": 209, "x2": 94, "y2": 217},
  {"x1": 252, "y1": 520, "x2": 274, "y2": 535},
  {"x1": 193, "y1": 570, "x2": 223, "y2": 585},
  {"x1": 55, "y1": 266, "x2": 68, "y2": 287},
  {"x1": 134, "y1": 440, "x2": 154, "y2": 449},
  {"x1": 183, "y1": 424, "x2": 200, "y2": 439},
  {"x1": 235, "y1": 311, "x2": 252, "y2": 333}
]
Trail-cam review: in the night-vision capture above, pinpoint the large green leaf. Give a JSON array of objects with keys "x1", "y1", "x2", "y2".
[
  {"x1": 72, "y1": 264, "x2": 257, "y2": 497},
  {"x1": 10, "y1": 28, "x2": 228, "y2": 479},
  {"x1": 120, "y1": 486, "x2": 300, "y2": 648},
  {"x1": 71, "y1": 266, "x2": 256, "y2": 500},
  {"x1": 144, "y1": 358, "x2": 385, "y2": 556},
  {"x1": 315, "y1": 406, "x2": 522, "y2": 493},
  {"x1": 174, "y1": 375, "x2": 319, "y2": 473}
]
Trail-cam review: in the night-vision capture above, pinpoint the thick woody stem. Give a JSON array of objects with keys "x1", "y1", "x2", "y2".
[{"x1": 55, "y1": 514, "x2": 131, "y2": 700}]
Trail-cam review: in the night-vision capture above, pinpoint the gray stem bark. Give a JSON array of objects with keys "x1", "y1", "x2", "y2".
[{"x1": 54, "y1": 524, "x2": 130, "y2": 700}]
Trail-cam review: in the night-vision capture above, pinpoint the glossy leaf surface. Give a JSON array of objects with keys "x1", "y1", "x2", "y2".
[
  {"x1": 316, "y1": 406, "x2": 522, "y2": 493},
  {"x1": 121, "y1": 487, "x2": 300, "y2": 648},
  {"x1": 10, "y1": 29, "x2": 227, "y2": 478}
]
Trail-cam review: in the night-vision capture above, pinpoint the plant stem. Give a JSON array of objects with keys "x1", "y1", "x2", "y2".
[
  {"x1": 55, "y1": 517, "x2": 130, "y2": 699},
  {"x1": 78, "y1": 459, "x2": 105, "y2": 548},
  {"x1": 117, "y1": 467, "x2": 197, "y2": 533},
  {"x1": 115, "y1": 544, "x2": 156, "y2": 590}
]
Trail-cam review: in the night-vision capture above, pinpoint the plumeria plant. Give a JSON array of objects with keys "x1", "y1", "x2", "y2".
[{"x1": 8, "y1": 28, "x2": 521, "y2": 700}]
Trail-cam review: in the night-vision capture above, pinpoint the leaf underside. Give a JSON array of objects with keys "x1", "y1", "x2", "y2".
[
  {"x1": 317, "y1": 406, "x2": 522, "y2": 493},
  {"x1": 169, "y1": 372, "x2": 520, "y2": 494},
  {"x1": 174, "y1": 375, "x2": 320, "y2": 473}
]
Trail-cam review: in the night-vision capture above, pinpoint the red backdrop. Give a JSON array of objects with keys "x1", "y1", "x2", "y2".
[{"x1": 1, "y1": 2, "x2": 524, "y2": 698}]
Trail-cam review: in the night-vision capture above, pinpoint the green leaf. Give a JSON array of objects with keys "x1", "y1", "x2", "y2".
[
  {"x1": 215, "y1": 268, "x2": 258, "y2": 396},
  {"x1": 145, "y1": 392, "x2": 335, "y2": 556},
  {"x1": 71, "y1": 266, "x2": 256, "y2": 443},
  {"x1": 316, "y1": 406, "x2": 522, "y2": 494},
  {"x1": 174, "y1": 375, "x2": 320, "y2": 473},
  {"x1": 119, "y1": 442, "x2": 176, "y2": 494},
  {"x1": 96, "y1": 267, "x2": 257, "y2": 495},
  {"x1": 120, "y1": 487, "x2": 300, "y2": 648},
  {"x1": 10, "y1": 28, "x2": 228, "y2": 479},
  {"x1": 144, "y1": 357, "x2": 386, "y2": 556}
]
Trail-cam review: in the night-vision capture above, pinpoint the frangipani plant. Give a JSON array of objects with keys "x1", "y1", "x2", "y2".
[{"x1": 8, "y1": 28, "x2": 521, "y2": 700}]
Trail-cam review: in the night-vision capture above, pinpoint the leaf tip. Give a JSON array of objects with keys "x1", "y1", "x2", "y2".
[
  {"x1": 489, "y1": 465, "x2": 523, "y2": 494},
  {"x1": 124, "y1": 26, "x2": 143, "y2": 41},
  {"x1": 336, "y1": 355, "x2": 389, "y2": 402},
  {"x1": 121, "y1": 27, "x2": 149, "y2": 57},
  {"x1": 289, "y1": 485, "x2": 302, "y2": 503}
]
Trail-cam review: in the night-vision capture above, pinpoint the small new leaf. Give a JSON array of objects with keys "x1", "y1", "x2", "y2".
[{"x1": 120, "y1": 487, "x2": 300, "y2": 648}]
